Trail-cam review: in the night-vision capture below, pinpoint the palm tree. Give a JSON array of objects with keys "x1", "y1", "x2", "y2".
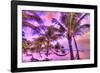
[
  {"x1": 22, "y1": 10, "x2": 45, "y2": 61},
  {"x1": 66, "y1": 13, "x2": 90, "y2": 59},
  {"x1": 22, "y1": 10, "x2": 65, "y2": 58},
  {"x1": 35, "y1": 26, "x2": 63, "y2": 56},
  {"x1": 66, "y1": 13, "x2": 79, "y2": 60},
  {"x1": 52, "y1": 13, "x2": 90, "y2": 60},
  {"x1": 31, "y1": 36, "x2": 47, "y2": 57},
  {"x1": 31, "y1": 24, "x2": 67, "y2": 59}
]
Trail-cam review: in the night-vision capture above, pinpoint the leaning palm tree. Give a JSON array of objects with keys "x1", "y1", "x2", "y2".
[
  {"x1": 22, "y1": 38, "x2": 40, "y2": 62},
  {"x1": 22, "y1": 10, "x2": 45, "y2": 61},
  {"x1": 31, "y1": 36, "x2": 47, "y2": 58},
  {"x1": 32, "y1": 25, "x2": 67, "y2": 58},
  {"x1": 52, "y1": 13, "x2": 90, "y2": 60},
  {"x1": 38, "y1": 26, "x2": 63, "y2": 57}
]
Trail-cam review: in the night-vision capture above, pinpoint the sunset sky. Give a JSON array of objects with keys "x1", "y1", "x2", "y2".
[{"x1": 22, "y1": 10, "x2": 90, "y2": 62}]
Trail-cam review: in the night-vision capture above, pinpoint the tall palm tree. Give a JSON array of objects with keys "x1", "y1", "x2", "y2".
[
  {"x1": 66, "y1": 13, "x2": 90, "y2": 59},
  {"x1": 52, "y1": 13, "x2": 90, "y2": 60},
  {"x1": 66, "y1": 13, "x2": 78, "y2": 60}
]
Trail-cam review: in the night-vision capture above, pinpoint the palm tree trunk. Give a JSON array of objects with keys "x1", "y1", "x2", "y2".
[
  {"x1": 38, "y1": 49, "x2": 42, "y2": 58},
  {"x1": 45, "y1": 40, "x2": 50, "y2": 57},
  {"x1": 68, "y1": 34, "x2": 74, "y2": 60},
  {"x1": 31, "y1": 54, "x2": 39, "y2": 62},
  {"x1": 73, "y1": 36, "x2": 80, "y2": 59},
  {"x1": 46, "y1": 48, "x2": 49, "y2": 57}
]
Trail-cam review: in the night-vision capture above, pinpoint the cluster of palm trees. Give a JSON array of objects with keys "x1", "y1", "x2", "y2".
[{"x1": 22, "y1": 10, "x2": 90, "y2": 61}]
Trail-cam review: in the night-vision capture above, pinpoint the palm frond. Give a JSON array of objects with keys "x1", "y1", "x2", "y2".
[
  {"x1": 22, "y1": 10, "x2": 43, "y2": 24},
  {"x1": 77, "y1": 13, "x2": 89, "y2": 25},
  {"x1": 31, "y1": 37, "x2": 45, "y2": 52},
  {"x1": 75, "y1": 24, "x2": 90, "y2": 36},
  {"x1": 47, "y1": 26, "x2": 58, "y2": 31},
  {"x1": 52, "y1": 18, "x2": 67, "y2": 32},
  {"x1": 23, "y1": 21, "x2": 44, "y2": 35},
  {"x1": 79, "y1": 24, "x2": 90, "y2": 29},
  {"x1": 60, "y1": 13, "x2": 66, "y2": 24},
  {"x1": 23, "y1": 21, "x2": 38, "y2": 29},
  {"x1": 22, "y1": 38, "x2": 32, "y2": 53}
]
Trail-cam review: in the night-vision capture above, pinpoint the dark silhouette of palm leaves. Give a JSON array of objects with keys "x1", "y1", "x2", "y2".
[
  {"x1": 61, "y1": 13, "x2": 90, "y2": 60},
  {"x1": 31, "y1": 25, "x2": 66, "y2": 57},
  {"x1": 22, "y1": 21, "x2": 38, "y2": 29},
  {"x1": 22, "y1": 38, "x2": 32, "y2": 54},
  {"x1": 22, "y1": 10, "x2": 43, "y2": 24},
  {"x1": 75, "y1": 24, "x2": 90, "y2": 36}
]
